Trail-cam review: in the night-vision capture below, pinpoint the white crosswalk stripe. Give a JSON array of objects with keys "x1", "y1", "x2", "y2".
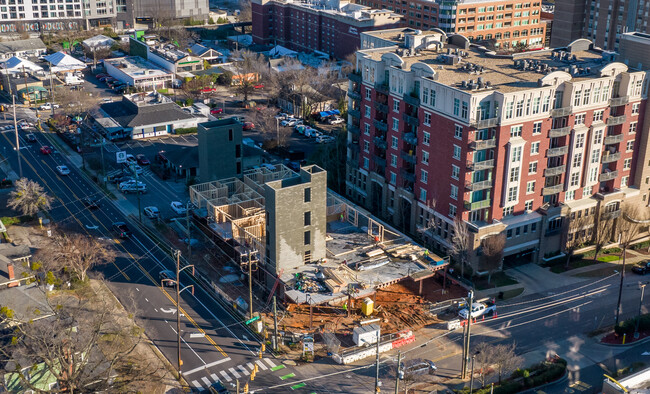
[
  {"x1": 229, "y1": 367, "x2": 241, "y2": 379},
  {"x1": 255, "y1": 360, "x2": 268, "y2": 371},
  {"x1": 211, "y1": 373, "x2": 220, "y2": 382},
  {"x1": 247, "y1": 362, "x2": 255, "y2": 371},
  {"x1": 264, "y1": 358, "x2": 277, "y2": 368},
  {"x1": 191, "y1": 380, "x2": 202, "y2": 388},
  {"x1": 238, "y1": 365, "x2": 250, "y2": 375},
  {"x1": 201, "y1": 377, "x2": 211, "y2": 386},
  {"x1": 219, "y1": 370, "x2": 232, "y2": 382}
]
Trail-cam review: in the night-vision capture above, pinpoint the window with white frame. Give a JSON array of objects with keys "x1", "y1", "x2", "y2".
[
  {"x1": 582, "y1": 88, "x2": 590, "y2": 105},
  {"x1": 451, "y1": 164, "x2": 460, "y2": 179},
  {"x1": 363, "y1": 141, "x2": 370, "y2": 152},
  {"x1": 583, "y1": 186, "x2": 591, "y2": 196},
  {"x1": 390, "y1": 172, "x2": 396, "y2": 184},
  {"x1": 575, "y1": 113, "x2": 586, "y2": 125},
  {"x1": 507, "y1": 186, "x2": 518, "y2": 202},
  {"x1": 634, "y1": 79, "x2": 643, "y2": 96},
  {"x1": 622, "y1": 175, "x2": 629, "y2": 187},
  {"x1": 510, "y1": 125, "x2": 522, "y2": 138},
  {"x1": 423, "y1": 112, "x2": 431, "y2": 125},
  {"x1": 529, "y1": 161, "x2": 537, "y2": 174},
  {"x1": 509, "y1": 167, "x2": 519, "y2": 182},
  {"x1": 453, "y1": 145, "x2": 461, "y2": 160},
  {"x1": 503, "y1": 206, "x2": 514, "y2": 217},
  {"x1": 627, "y1": 140, "x2": 635, "y2": 152},
  {"x1": 574, "y1": 88, "x2": 582, "y2": 106},
  {"x1": 531, "y1": 141, "x2": 539, "y2": 155},
  {"x1": 632, "y1": 102, "x2": 640, "y2": 115},
  {"x1": 365, "y1": 105, "x2": 371, "y2": 118},
  {"x1": 422, "y1": 151, "x2": 429, "y2": 164},
  {"x1": 516, "y1": 100, "x2": 524, "y2": 117},
  {"x1": 453, "y1": 98, "x2": 460, "y2": 116},
  {"x1": 505, "y1": 101, "x2": 514, "y2": 118},
  {"x1": 392, "y1": 118, "x2": 399, "y2": 131},
  {"x1": 461, "y1": 101, "x2": 468, "y2": 119},
  {"x1": 420, "y1": 187, "x2": 427, "y2": 201},
  {"x1": 365, "y1": 88, "x2": 371, "y2": 99},
  {"x1": 624, "y1": 158, "x2": 632, "y2": 170},
  {"x1": 566, "y1": 190, "x2": 575, "y2": 201},
  {"x1": 422, "y1": 87, "x2": 429, "y2": 104},
  {"x1": 532, "y1": 121, "x2": 542, "y2": 134},
  {"x1": 588, "y1": 167, "x2": 598, "y2": 182},
  {"x1": 511, "y1": 146, "x2": 522, "y2": 162},
  {"x1": 423, "y1": 132, "x2": 430, "y2": 145},
  {"x1": 524, "y1": 200, "x2": 533, "y2": 211},
  {"x1": 591, "y1": 148, "x2": 601, "y2": 163},
  {"x1": 363, "y1": 157, "x2": 369, "y2": 169},
  {"x1": 572, "y1": 153, "x2": 582, "y2": 168},
  {"x1": 575, "y1": 134, "x2": 585, "y2": 149},
  {"x1": 450, "y1": 184, "x2": 458, "y2": 200},
  {"x1": 594, "y1": 129, "x2": 603, "y2": 144},
  {"x1": 593, "y1": 110, "x2": 604, "y2": 122},
  {"x1": 630, "y1": 122, "x2": 638, "y2": 134},
  {"x1": 430, "y1": 89, "x2": 436, "y2": 106},
  {"x1": 421, "y1": 169, "x2": 428, "y2": 184},
  {"x1": 526, "y1": 180, "x2": 535, "y2": 194},
  {"x1": 570, "y1": 172, "x2": 580, "y2": 186},
  {"x1": 364, "y1": 123, "x2": 370, "y2": 135},
  {"x1": 393, "y1": 100, "x2": 400, "y2": 112},
  {"x1": 449, "y1": 204, "x2": 457, "y2": 217},
  {"x1": 454, "y1": 125, "x2": 463, "y2": 139}
]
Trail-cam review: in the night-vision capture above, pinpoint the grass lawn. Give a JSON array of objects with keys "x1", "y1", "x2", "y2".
[
  {"x1": 597, "y1": 255, "x2": 621, "y2": 262},
  {"x1": 473, "y1": 271, "x2": 518, "y2": 290},
  {"x1": 549, "y1": 258, "x2": 601, "y2": 274}
]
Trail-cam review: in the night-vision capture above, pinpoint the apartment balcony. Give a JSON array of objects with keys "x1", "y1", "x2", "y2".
[
  {"x1": 465, "y1": 179, "x2": 493, "y2": 191},
  {"x1": 609, "y1": 96, "x2": 629, "y2": 106},
  {"x1": 348, "y1": 90, "x2": 361, "y2": 101},
  {"x1": 469, "y1": 138, "x2": 496, "y2": 150},
  {"x1": 375, "y1": 83, "x2": 389, "y2": 95},
  {"x1": 601, "y1": 152, "x2": 621, "y2": 163},
  {"x1": 373, "y1": 119, "x2": 388, "y2": 132},
  {"x1": 547, "y1": 146, "x2": 569, "y2": 157},
  {"x1": 348, "y1": 109, "x2": 360, "y2": 119},
  {"x1": 375, "y1": 102, "x2": 389, "y2": 113},
  {"x1": 601, "y1": 209, "x2": 622, "y2": 220},
  {"x1": 403, "y1": 93, "x2": 420, "y2": 107},
  {"x1": 348, "y1": 125, "x2": 360, "y2": 136},
  {"x1": 374, "y1": 136, "x2": 387, "y2": 150},
  {"x1": 403, "y1": 132, "x2": 418, "y2": 146},
  {"x1": 402, "y1": 112, "x2": 419, "y2": 126},
  {"x1": 464, "y1": 198, "x2": 491, "y2": 211},
  {"x1": 401, "y1": 169, "x2": 415, "y2": 182},
  {"x1": 347, "y1": 142, "x2": 360, "y2": 152},
  {"x1": 401, "y1": 151, "x2": 416, "y2": 164},
  {"x1": 549, "y1": 126, "x2": 571, "y2": 138},
  {"x1": 604, "y1": 134, "x2": 624, "y2": 145},
  {"x1": 349, "y1": 72, "x2": 362, "y2": 83},
  {"x1": 599, "y1": 170, "x2": 618, "y2": 182},
  {"x1": 470, "y1": 117, "x2": 499, "y2": 129},
  {"x1": 373, "y1": 155, "x2": 387, "y2": 167},
  {"x1": 550, "y1": 106, "x2": 572, "y2": 117},
  {"x1": 373, "y1": 166, "x2": 385, "y2": 176},
  {"x1": 544, "y1": 164, "x2": 566, "y2": 177},
  {"x1": 607, "y1": 115, "x2": 627, "y2": 126},
  {"x1": 467, "y1": 159, "x2": 495, "y2": 171},
  {"x1": 542, "y1": 184, "x2": 564, "y2": 196}
]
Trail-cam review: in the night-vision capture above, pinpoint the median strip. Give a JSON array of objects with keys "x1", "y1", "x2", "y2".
[{"x1": 280, "y1": 372, "x2": 296, "y2": 380}]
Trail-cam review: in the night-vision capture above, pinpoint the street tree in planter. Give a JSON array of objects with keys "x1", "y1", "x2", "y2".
[{"x1": 8, "y1": 178, "x2": 53, "y2": 217}]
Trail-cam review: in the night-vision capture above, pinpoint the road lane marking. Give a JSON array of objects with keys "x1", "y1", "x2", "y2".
[
  {"x1": 183, "y1": 357, "x2": 232, "y2": 376},
  {"x1": 256, "y1": 360, "x2": 268, "y2": 371},
  {"x1": 201, "y1": 376, "x2": 211, "y2": 386},
  {"x1": 238, "y1": 365, "x2": 249, "y2": 375},
  {"x1": 170, "y1": 325, "x2": 206, "y2": 366},
  {"x1": 247, "y1": 362, "x2": 254, "y2": 370},
  {"x1": 228, "y1": 367, "x2": 241, "y2": 378},
  {"x1": 264, "y1": 358, "x2": 277, "y2": 368},
  {"x1": 219, "y1": 370, "x2": 232, "y2": 382}
]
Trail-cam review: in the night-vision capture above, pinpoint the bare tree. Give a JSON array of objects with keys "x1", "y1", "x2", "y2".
[
  {"x1": 8, "y1": 178, "x2": 53, "y2": 216},
  {"x1": 593, "y1": 213, "x2": 615, "y2": 261},
  {"x1": 492, "y1": 343, "x2": 523, "y2": 384},
  {"x1": 563, "y1": 210, "x2": 592, "y2": 268},
  {"x1": 39, "y1": 233, "x2": 116, "y2": 282},
  {"x1": 480, "y1": 234, "x2": 505, "y2": 284},
  {"x1": 229, "y1": 49, "x2": 266, "y2": 102},
  {"x1": 238, "y1": 0, "x2": 252, "y2": 22},
  {"x1": 451, "y1": 217, "x2": 471, "y2": 278},
  {"x1": 251, "y1": 106, "x2": 292, "y2": 147},
  {"x1": 619, "y1": 204, "x2": 646, "y2": 249},
  {"x1": 473, "y1": 342, "x2": 496, "y2": 388},
  {"x1": 53, "y1": 86, "x2": 95, "y2": 118}
]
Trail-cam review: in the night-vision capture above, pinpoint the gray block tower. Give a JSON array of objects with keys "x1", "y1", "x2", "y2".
[{"x1": 197, "y1": 118, "x2": 243, "y2": 182}]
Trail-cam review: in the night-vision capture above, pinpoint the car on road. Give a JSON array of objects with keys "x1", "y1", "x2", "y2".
[
  {"x1": 25, "y1": 133, "x2": 36, "y2": 143},
  {"x1": 253, "y1": 83, "x2": 264, "y2": 89},
  {"x1": 208, "y1": 381, "x2": 230, "y2": 393},
  {"x1": 123, "y1": 163, "x2": 143, "y2": 174},
  {"x1": 56, "y1": 165, "x2": 70, "y2": 175},
  {"x1": 632, "y1": 261, "x2": 650, "y2": 275},
  {"x1": 40, "y1": 146, "x2": 53, "y2": 155},
  {"x1": 210, "y1": 107, "x2": 224, "y2": 115},
  {"x1": 399, "y1": 359, "x2": 436, "y2": 380},
  {"x1": 38, "y1": 103, "x2": 59, "y2": 110},
  {"x1": 242, "y1": 121, "x2": 255, "y2": 131},
  {"x1": 159, "y1": 270, "x2": 176, "y2": 286},
  {"x1": 136, "y1": 154, "x2": 150, "y2": 165},
  {"x1": 327, "y1": 116, "x2": 345, "y2": 125},
  {"x1": 144, "y1": 206, "x2": 160, "y2": 219},
  {"x1": 200, "y1": 87, "x2": 218, "y2": 94},
  {"x1": 112, "y1": 222, "x2": 131, "y2": 239},
  {"x1": 170, "y1": 201, "x2": 187, "y2": 215},
  {"x1": 82, "y1": 197, "x2": 100, "y2": 209}
]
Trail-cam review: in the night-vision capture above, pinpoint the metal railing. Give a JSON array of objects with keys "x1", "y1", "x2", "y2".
[
  {"x1": 609, "y1": 96, "x2": 629, "y2": 106},
  {"x1": 604, "y1": 134, "x2": 624, "y2": 145},
  {"x1": 348, "y1": 90, "x2": 361, "y2": 101},
  {"x1": 402, "y1": 113, "x2": 419, "y2": 126},
  {"x1": 375, "y1": 83, "x2": 389, "y2": 95},
  {"x1": 403, "y1": 132, "x2": 418, "y2": 146},
  {"x1": 549, "y1": 126, "x2": 571, "y2": 138},
  {"x1": 550, "y1": 106, "x2": 572, "y2": 117},
  {"x1": 464, "y1": 198, "x2": 491, "y2": 211},
  {"x1": 374, "y1": 102, "x2": 389, "y2": 113},
  {"x1": 547, "y1": 146, "x2": 568, "y2": 157},
  {"x1": 465, "y1": 179, "x2": 492, "y2": 191},
  {"x1": 349, "y1": 72, "x2": 362, "y2": 83},
  {"x1": 607, "y1": 115, "x2": 626, "y2": 126},
  {"x1": 373, "y1": 119, "x2": 388, "y2": 132},
  {"x1": 374, "y1": 136, "x2": 387, "y2": 149},
  {"x1": 469, "y1": 138, "x2": 496, "y2": 150},
  {"x1": 599, "y1": 170, "x2": 618, "y2": 182},
  {"x1": 348, "y1": 109, "x2": 360, "y2": 119},
  {"x1": 601, "y1": 152, "x2": 620, "y2": 163},
  {"x1": 403, "y1": 93, "x2": 420, "y2": 107},
  {"x1": 373, "y1": 155, "x2": 386, "y2": 167},
  {"x1": 470, "y1": 117, "x2": 499, "y2": 129},
  {"x1": 348, "y1": 125, "x2": 360, "y2": 135},
  {"x1": 542, "y1": 184, "x2": 563, "y2": 196},
  {"x1": 466, "y1": 159, "x2": 495, "y2": 171},
  {"x1": 400, "y1": 151, "x2": 416, "y2": 164},
  {"x1": 544, "y1": 164, "x2": 566, "y2": 177}
]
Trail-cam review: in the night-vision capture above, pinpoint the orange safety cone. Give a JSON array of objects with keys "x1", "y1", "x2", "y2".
[
  {"x1": 482, "y1": 315, "x2": 484, "y2": 321},
  {"x1": 493, "y1": 310, "x2": 497, "y2": 318}
]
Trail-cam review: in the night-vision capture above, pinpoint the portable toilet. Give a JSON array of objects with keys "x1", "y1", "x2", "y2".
[{"x1": 361, "y1": 297, "x2": 374, "y2": 316}]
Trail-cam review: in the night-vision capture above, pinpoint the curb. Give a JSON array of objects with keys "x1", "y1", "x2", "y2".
[
  {"x1": 518, "y1": 370, "x2": 569, "y2": 394},
  {"x1": 599, "y1": 334, "x2": 650, "y2": 347}
]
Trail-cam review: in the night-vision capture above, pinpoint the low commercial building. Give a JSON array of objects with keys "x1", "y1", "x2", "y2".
[
  {"x1": 189, "y1": 43, "x2": 225, "y2": 65},
  {"x1": 0, "y1": 38, "x2": 46, "y2": 60},
  {"x1": 82, "y1": 35, "x2": 116, "y2": 53},
  {"x1": 130, "y1": 37, "x2": 204, "y2": 75},
  {"x1": 92, "y1": 91, "x2": 202, "y2": 140},
  {"x1": 103, "y1": 56, "x2": 173, "y2": 89},
  {"x1": 43, "y1": 52, "x2": 87, "y2": 74}
]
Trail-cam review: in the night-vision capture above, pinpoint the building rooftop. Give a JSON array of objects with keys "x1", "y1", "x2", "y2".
[
  {"x1": 261, "y1": 0, "x2": 402, "y2": 22},
  {"x1": 150, "y1": 42, "x2": 191, "y2": 62},
  {"x1": 360, "y1": 30, "x2": 623, "y2": 93},
  {"x1": 124, "y1": 90, "x2": 173, "y2": 106},
  {"x1": 0, "y1": 38, "x2": 46, "y2": 55},
  {"x1": 100, "y1": 91, "x2": 195, "y2": 128},
  {"x1": 104, "y1": 56, "x2": 171, "y2": 79}
]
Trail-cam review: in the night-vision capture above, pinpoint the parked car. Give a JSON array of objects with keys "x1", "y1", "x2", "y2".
[
  {"x1": 281, "y1": 118, "x2": 298, "y2": 127},
  {"x1": 170, "y1": 201, "x2": 187, "y2": 215},
  {"x1": 275, "y1": 113, "x2": 289, "y2": 120},
  {"x1": 200, "y1": 87, "x2": 218, "y2": 93},
  {"x1": 56, "y1": 165, "x2": 70, "y2": 175},
  {"x1": 632, "y1": 261, "x2": 650, "y2": 275},
  {"x1": 144, "y1": 206, "x2": 160, "y2": 219},
  {"x1": 112, "y1": 222, "x2": 131, "y2": 239},
  {"x1": 136, "y1": 154, "x2": 150, "y2": 165},
  {"x1": 243, "y1": 122, "x2": 255, "y2": 131},
  {"x1": 159, "y1": 270, "x2": 176, "y2": 286},
  {"x1": 253, "y1": 84, "x2": 264, "y2": 89},
  {"x1": 82, "y1": 197, "x2": 100, "y2": 209},
  {"x1": 95, "y1": 73, "x2": 108, "y2": 79},
  {"x1": 399, "y1": 359, "x2": 437, "y2": 380},
  {"x1": 123, "y1": 163, "x2": 143, "y2": 175},
  {"x1": 210, "y1": 107, "x2": 224, "y2": 115},
  {"x1": 40, "y1": 146, "x2": 53, "y2": 155},
  {"x1": 316, "y1": 135, "x2": 336, "y2": 143},
  {"x1": 328, "y1": 116, "x2": 345, "y2": 125},
  {"x1": 25, "y1": 133, "x2": 36, "y2": 143},
  {"x1": 38, "y1": 103, "x2": 59, "y2": 110}
]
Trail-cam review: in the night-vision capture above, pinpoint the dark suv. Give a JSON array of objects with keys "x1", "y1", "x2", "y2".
[{"x1": 112, "y1": 222, "x2": 131, "y2": 239}]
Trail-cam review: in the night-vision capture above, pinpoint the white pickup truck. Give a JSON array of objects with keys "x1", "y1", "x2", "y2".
[
  {"x1": 458, "y1": 301, "x2": 496, "y2": 320},
  {"x1": 64, "y1": 75, "x2": 84, "y2": 86}
]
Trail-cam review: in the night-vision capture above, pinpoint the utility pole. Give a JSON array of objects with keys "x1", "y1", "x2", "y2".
[
  {"x1": 308, "y1": 294, "x2": 313, "y2": 331},
  {"x1": 273, "y1": 295, "x2": 278, "y2": 351},
  {"x1": 635, "y1": 284, "x2": 647, "y2": 339},
  {"x1": 248, "y1": 250, "x2": 253, "y2": 320},
  {"x1": 462, "y1": 290, "x2": 474, "y2": 379},
  {"x1": 186, "y1": 201, "x2": 191, "y2": 260},
  {"x1": 236, "y1": 379, "x2": 240, "y2": 394},
  {"x1": 100, "y1": 137, "x2": 106, "y2": 185},
  {"x1": 132, "y1": 162, "x2": 142, "y2": 222},
  {"x1": 175, "y1": 250, "x2": 182, "y2": 376},
  {"x1": 49, "y1": 70, "x2": 54, "y2": 117},
  {"x1": 615, "y1": 232, "x2": 628, "y2": 327},
  {"x1": 470, "y1": 354, "x2": 476, "y2": 392},
  {"x1": 12, "y1": 95, "x2": 21, "y2": 178},
  {"x1": 375, "y1": 328, "x2": 381, "y2": 392},
  {"x1": 394, "y1": 350, "x2": 402, "y2": 394}
]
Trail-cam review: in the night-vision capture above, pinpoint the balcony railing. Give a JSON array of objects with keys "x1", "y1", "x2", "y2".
[
  {"x1": 402, "y1": 113, "x2": 419, "y2": 126},
  {"x1": 348, "y1": 109, "x2": 360, "y2": 119},
  {"x1": 373, "y1": 155, "x2": 386, "y2": 167},
  {"x1": 604, "y1": 134, "x2": 624, "y2": 145},
  {"x1": 464, "y1": 198, "x2": 491, "y2": 211},
  {"x1": 469, "y1": 138, "x2": 496, "y2": 150},
  {"x1": 607, "y1": 115, "x2": 627, "y2": 126},
  {"x1": 401, "y1": 151, "x2": 416, "y2": 164},
  {"x1": 373, "y1": 119, "x2": 388, "y2": 132},
  {"x1": 349, "y1": 72, "x2": 362, "y2": 83},
  {"x1": 549, "y1": 126, "x2": 571, "y2": 138},
  {"x1": 544, "y1": 164, "x2": 566, "y2": 177},
  {"x1": 403, "y1": 132, "x2": 418, "y2": 146},
  {"x1": 403, "y1": 93, "x2": 420, "y2": 107},
  {"x1": 601, "y1": 209, "x2": 622, "y2": 220},
  {"x1": 542, "y1": 184, "x2": 564, "y2": 196},
  {"x1": 401, "y1": 169, "x2": 415, "y2": 182},
  {"x1": 550, "y1": 106, "x2": 572, "y2": 117},
  {"x1": 467, "y1": 159, "x2": 495, "y2": 171},
  {"x1": 375, "y1": 102, "x2": 389, "y2": 113},
  {"x1": 348, "y1": 125, "x2": 360, "y2": 136},
  {"x1": 601, "y1": 152, "x2": 621, "y2": 163},
  {"x1": 374, "y1": 136, "x2": 387, "y2": 150},
  {"x1": 348, "y1": 90, "x2": 361, "y2": 101},
  {"x1": 599, "y1": 170, "x2": 618, "y2": 182},
  {"x1": 470, "y1": 117, "x2": 499, "y2": 129},
  {"x1": 375, "y1": 83, "x2": 389, "y2": 95},
  {"x1": 609, "y1": 96, "x2": 629, "y2": 106},
  {"x1": 547, "y1": 146, "x2": 569, "y2": 157},
  {"x1": 465, "y1": 179, "x2": 492, "y2": 191}
]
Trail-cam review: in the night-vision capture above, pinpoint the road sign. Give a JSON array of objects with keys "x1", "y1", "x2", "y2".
[
  {"x1": 245, "y1": 315, "x2": 260, "y2": 325},
  {"x1": 303, "y1": 342, "x2": 314, "y2": 352},
  {"x1": 116, "y1": 151, "x2": 126, "y2": 164}
]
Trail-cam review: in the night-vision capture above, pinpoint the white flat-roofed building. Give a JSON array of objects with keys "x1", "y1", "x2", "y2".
[{"x1": 103, "y1": 56, "x2": 173, "y2": 89}]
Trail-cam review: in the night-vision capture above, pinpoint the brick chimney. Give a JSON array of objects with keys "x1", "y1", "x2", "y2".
[{"x1": 6, "y1": 262, "x2": 17, "y2": 288}]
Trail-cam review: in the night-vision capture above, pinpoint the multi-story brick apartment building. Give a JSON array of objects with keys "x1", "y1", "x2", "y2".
[
  {"x1": 551, "y1": 0, "x2": 650, "y2": 51},
  {"x1": 352, "y1": 0, "x2": 547, "y2": 50},
  {"x1": 346, "y1": 27, "x2": 650, "y2": 268},
  {"x1": 251, "y1": 0, "x2": 403, "y2": 59}
]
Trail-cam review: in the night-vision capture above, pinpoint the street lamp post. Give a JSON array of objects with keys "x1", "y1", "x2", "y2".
[
  {"x1": 615, "y1": 231, "x2": 629, "y2": 327},
  {"x1": 12, "y1": 95, "x2": 22, "y2": 178},
  {"x1": 470, "y1": 354, "x2": 476, "y2": 392},
  {"x1": 635, "y1": 284, "x2": 647, "y2": 339}
]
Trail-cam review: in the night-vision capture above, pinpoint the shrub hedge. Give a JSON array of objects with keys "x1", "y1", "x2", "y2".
[{"x1": 615, "y1": 313, "x2": 650, "y2": 335}]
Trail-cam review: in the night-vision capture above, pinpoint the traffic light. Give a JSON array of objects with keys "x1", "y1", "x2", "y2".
[
  {"x1": 261, "y1": 343, "x2": 266, "y2": 352},
  {"x1": 254, "y1": 364, "x2": 259, "y2": 373},
  {"x1": 251, "y1": 369, "x2": 256, "y2": 381},
  {"x1": 243, "y1": 383, "x2": 249, "y2": 393}
]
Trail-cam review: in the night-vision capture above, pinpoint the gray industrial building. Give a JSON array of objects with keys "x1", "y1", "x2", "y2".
[
  {"x1": 116, "y1": 0, "x2": 209, "y2": 29},
  {"x1": 198, "y1": 118, "x2": 243, "y2": 182},
  {"x1": 264, "y1": 166, "x2": 327, "y2": 275}
]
